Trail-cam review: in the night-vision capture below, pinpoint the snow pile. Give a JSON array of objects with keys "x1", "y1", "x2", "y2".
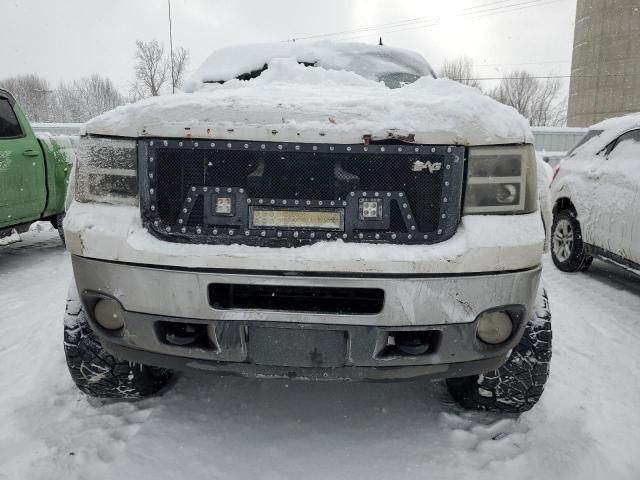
[
  {"x1": 29, "y1": 221, "x2": 55, "y2": 233},
  {"x1": 86, "y1": 43, "x2": 532, "y2": 146},
  {"x1": 183, "y1": 40, "x2": 435, "y2": 91},
  {"x1": 0, "y1": 230, "x2": 21, "y2": 246}
]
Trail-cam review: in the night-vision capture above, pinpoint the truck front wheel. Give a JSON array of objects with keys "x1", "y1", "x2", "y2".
[
  {"x1": 63, "y1": 284, "x2": 172, "y2": 399},
  {"x1": 445, "y1": 286, "x2": 552, "y2": 413}
]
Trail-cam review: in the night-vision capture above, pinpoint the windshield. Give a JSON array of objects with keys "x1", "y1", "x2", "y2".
[
  {"x1": 204, "y1": 64, "x2": 425, "y2": 89},
  {"x1": 567, "y1": 129, "x2": 603, "y2": 155},
  {"x1": 378, "y1": 72, "x2": 422, "y2": 88}
]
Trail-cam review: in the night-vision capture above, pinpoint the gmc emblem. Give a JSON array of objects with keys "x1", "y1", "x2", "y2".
[{"x1": 411, "y1": 160, "x2": 442, "y2": 173}]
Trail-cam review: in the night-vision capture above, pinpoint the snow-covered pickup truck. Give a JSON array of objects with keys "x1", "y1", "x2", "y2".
[
  {"x1": 0, "y1": 89, "x2": 76, "y2": 242},
  {"x1": 63, "y1": 42, "x2": 551, "y2": 413}
]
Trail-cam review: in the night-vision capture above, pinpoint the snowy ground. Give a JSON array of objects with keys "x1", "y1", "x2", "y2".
[{"x1": 1, "y1": 228, "x2": 639, "y2": 480}]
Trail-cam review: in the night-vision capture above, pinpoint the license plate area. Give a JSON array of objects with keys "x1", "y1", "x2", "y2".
[
  {"x1": 249, "y1": 327, "x2": 347, "y2": 367},
  {"x1": 249, "y1": 207, "x2": 344, "y2": 231}
]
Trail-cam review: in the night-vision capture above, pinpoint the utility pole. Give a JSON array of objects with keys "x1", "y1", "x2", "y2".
[{"x1": 168, "y1": 0, "x2": 175, "y2": 94}]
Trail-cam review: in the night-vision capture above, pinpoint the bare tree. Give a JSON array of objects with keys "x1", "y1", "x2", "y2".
[
  {"x1": 0, "y1": 74, "x2": 56, "y2": 122},
  {"x1": 439, "y1": 56, "x2": 481, "y2": 89},
  {"x1": 134, "y1": 39, "x2": 169, "y2": 97},
  {"x1": 127, "y1": 82, "x2": 146, "y2": 103},
  {"x1": 170, "y1": 46, "x2": 190, "y2": 90},
  {"x1": 490, "y1": 70, "x2": 565, "y2": 126},
  {"x1": 56, "y1": 75, "x2": 125, "y2": 122}
]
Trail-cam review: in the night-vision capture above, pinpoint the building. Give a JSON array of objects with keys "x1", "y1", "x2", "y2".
[{"x1": 567, "y1": 0, "x2": 640, "y2": 127}]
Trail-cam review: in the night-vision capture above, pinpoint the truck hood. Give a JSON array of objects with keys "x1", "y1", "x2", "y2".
[{"x1": 86, "y1": 58, "x2": 533, "y2": 146}]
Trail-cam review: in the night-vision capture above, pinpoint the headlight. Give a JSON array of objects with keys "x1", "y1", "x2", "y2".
[
  {"x1": 75, "y1": 137, "x2": 138, "y2": 205},
  {"x1": 463, "y1": 145, "x2": 537, "y2": 214}
]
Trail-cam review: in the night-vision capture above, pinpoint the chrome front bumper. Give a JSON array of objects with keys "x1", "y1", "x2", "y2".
[{"x1": 72, "y1": 255, "x2": 541, "y2": 380}]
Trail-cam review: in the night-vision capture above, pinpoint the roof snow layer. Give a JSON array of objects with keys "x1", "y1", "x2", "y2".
[
  {"x1": 183, "y1": 40, "x2": 436, "y2": 91},
  {"x1": 86, "y1": 41, "x2": 533, "y2": 146}
]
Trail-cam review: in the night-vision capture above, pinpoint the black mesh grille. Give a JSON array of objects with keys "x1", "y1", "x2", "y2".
[
  {"x1": 341, "y1": 154, "x2": 444, "y2": 232},
  {"x1": 142, "y1": 140, "x2": 465, "y2": 246}
]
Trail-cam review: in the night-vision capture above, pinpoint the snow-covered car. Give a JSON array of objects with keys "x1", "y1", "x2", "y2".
[
  {"x1": 62, "y1": 42, "x2": 551, "y2": 413},
  {"x1": 550, "y1": 113, "x2": 640, "y2": 274}
]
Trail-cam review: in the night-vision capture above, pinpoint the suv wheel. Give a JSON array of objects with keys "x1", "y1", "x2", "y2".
[
  {"x1": 63, "y1": 284, "x2": 172, "y2": 399},
  {"x1": 551, "y1": 209, "x2": 592, "y2": 272},
  {"x1": 445, "y1": 286, "x2": 552, "y2": 413}
]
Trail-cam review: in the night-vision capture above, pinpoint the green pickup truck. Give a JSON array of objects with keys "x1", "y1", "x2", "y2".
[{"x1": 0, "y1": 88, "x2": 77, "y2": 242}]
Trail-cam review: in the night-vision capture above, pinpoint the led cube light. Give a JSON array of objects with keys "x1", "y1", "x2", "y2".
[
  {"x1": 215, "y1": 196, "x2": 233, "y2": 215},
  {"x1": 362, "y1": 201, "x2": 379, "y2": 218},
  {"x1": 359, "y1": 198, "x2": 383, "y2": 221}
]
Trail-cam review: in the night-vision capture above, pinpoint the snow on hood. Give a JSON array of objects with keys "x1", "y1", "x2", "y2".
[{"x1": 86, "y1": 43, "x2": 532, "y2": 146}]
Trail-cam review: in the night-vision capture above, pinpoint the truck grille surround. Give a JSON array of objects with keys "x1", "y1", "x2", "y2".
[{"x1": 140, "y1": 139, "x2": 465, "y2": 246}]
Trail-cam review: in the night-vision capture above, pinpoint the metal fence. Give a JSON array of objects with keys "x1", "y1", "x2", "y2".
[
  {"x1": 31, "y1": 122, "x2": 83, "y2": 136},
  {"x1": 531, "y1": 127, "x2": 587, "y2": 154}
]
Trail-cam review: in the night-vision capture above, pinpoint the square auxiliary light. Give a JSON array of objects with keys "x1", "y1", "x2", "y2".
[
  {"x1": 359, "y1": 198, "x2": 383, "y2": 221},
  {"x1": 214, "y1": 196, "x2": 233, "y2": 216}
]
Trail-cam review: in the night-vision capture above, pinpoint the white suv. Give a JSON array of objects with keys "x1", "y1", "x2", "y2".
[{"x1": 550, "y1": 113, "x2": 640, "y2": 273}]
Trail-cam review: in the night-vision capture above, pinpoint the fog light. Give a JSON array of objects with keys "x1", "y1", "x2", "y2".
[
  {"x1": 215, "y1": 196, "x2": 233, "y2": 215},
  {"x1": 93, "y1": 298, "x2": 125, "y2": 330},
  {"x1": 476, "y1": 311, "x2": 513, "y2": 345},
  {"x1": 359, "y1": 198, "x2": 383, "y2": 220}
]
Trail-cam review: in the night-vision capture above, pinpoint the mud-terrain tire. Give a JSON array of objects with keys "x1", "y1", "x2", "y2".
[
  {"x1": 446, "y1": 286, "x2": 552, "y2": 413},
  {"x1": 63, "y1": 284, "x2": 172, "y2": 399},
  {"x1": 551, "y1": 209, "x2": 592, "y2": 272}
]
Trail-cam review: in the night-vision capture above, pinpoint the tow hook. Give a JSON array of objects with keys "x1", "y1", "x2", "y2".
[{"x1": 165, "y1": 324, "x2": 203, "y2": 346}]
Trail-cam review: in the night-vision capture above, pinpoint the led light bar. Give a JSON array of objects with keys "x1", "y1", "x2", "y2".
[{"x1": 250, "y1": 208, "x2": 344, "y2": 230}]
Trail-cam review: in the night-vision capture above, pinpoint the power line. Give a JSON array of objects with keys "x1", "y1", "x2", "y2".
[
  {"x1": 463, "y1": 0, "x2": 561, "y2": 20},
  {"x1": 291, "y1": 0, "x2": 565, "y2": 42},
  {"x1": 453, "y1": 73, "x2": 640, "y2": 81},
  {"x1": 477, "y1": 59, "x2": 571, "y2": 67},
  {"x1": 340, "y1": 0, "x2": 565, "y2": 41},
  {"x1": 289, "y1": 16, "x2": 437, "y2": 41},
  {"x1": 291, "y1": 0, "x2": 545, "y2": 41}
]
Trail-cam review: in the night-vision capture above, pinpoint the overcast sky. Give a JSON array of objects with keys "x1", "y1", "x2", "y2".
[{"x1": 2, "y1": 0, "x2": 577, "y2": 92}]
